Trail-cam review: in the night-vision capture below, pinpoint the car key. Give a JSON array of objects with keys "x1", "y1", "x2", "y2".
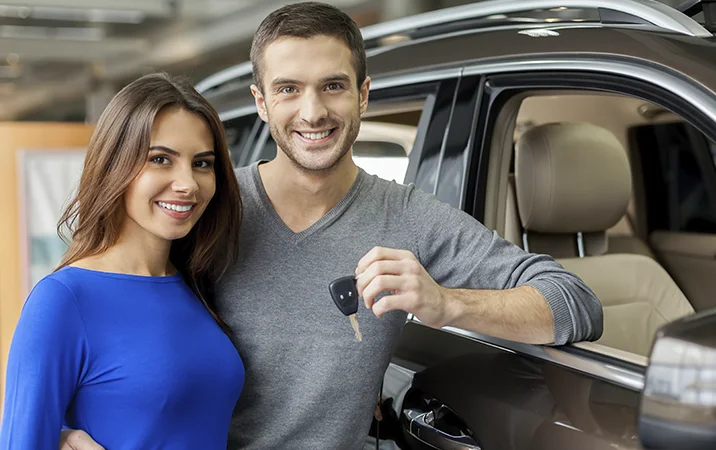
[{"x1": 329, "y1": 276, "x2": 362, "y2": 342}]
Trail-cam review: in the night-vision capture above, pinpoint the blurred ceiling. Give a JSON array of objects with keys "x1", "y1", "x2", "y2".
[
  {"x1": 0, "y1": 0, "x2": 392, "y2": 121},
  {"x1": 0, "y1": 0, "x2": 698, "y2": 122}
]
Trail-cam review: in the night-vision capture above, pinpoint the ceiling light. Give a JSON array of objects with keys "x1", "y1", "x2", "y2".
[
  {"x1": 0, "y1": 25, "x2": 104, "y2": 41},
  {"x1": 0, "y1": 5, "x2": 145, "y2": 24},
  {"x1": 33, "y1": 7, "x2": 145, "y2": 24}
]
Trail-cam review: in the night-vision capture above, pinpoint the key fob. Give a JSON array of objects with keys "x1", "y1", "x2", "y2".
[{"x1": 329, "y1": 276, "x2": 359, "y2": 316}]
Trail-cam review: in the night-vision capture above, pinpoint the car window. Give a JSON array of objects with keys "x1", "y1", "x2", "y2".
[
  {"x1": 353, "y1": 140, "x2": 410, "y2": 183},
  {"x1": 224, "y1": 114, "x2": 261, "y2": 168},
  {"x1": 631, "y1": 122, "x2": 716, "y2": 234},
  {"x1": 476, "y1": 82, "x2": 716, "y2": 363}
]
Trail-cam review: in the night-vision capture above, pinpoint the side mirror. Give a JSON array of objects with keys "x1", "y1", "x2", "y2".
[{"x1": 639, "y1": 308, "x2": 716, "y2": 449}]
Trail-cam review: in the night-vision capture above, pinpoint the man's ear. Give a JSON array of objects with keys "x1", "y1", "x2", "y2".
[
  {"x1": 250, "y1": 84, "x2": 268, "y2": 123},
  {"x1": 359, "y1": 76, "x2": 370, "y2": 117}
]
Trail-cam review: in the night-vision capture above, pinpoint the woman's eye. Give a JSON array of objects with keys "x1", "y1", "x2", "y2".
[
  {"x1": 150, "y1": 156, "x2": 170, "y2": 165},
  {"x1": 194, "y1": 160, "x2": 214, "y2": 169}
]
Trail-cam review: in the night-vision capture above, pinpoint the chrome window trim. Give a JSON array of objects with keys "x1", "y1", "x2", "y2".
[
  {"x1": 371, "y1": 57, "x2": 716, "y2": 125},
  {"x1": 219, "y1": 105, "x2": 258, "y2": 122},
  {"x1": 370, "y1": 68, "x2": 462, "y2": 91},
  {"x1": 361, "y1": 0, "x2": 711, "y2": 40},
  {"x1": 195, "y1": 61, "x2": 253, "y2": 94}
]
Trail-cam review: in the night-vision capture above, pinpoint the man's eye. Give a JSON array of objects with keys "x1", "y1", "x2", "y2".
[
  {"x1": 326, "y1": 83, "x2": 343, "y2": 91},
  {"x1": 279, "y1": 86, "x2": 296, "y2": 94},
  {"x1": 150, "y1": 156, "x2": 170, "y2": 165}
]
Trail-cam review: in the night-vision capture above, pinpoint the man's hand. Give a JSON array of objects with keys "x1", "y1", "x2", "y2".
[
  {"x1": 60, "y1": 429, "x2": 104, "y2": 450},
  {"x1": 355, "y1": 247, "x2": 556, "y2": 344},
  {"x1": 355, "y1": 247, "x2": 460, "y2": 328}
]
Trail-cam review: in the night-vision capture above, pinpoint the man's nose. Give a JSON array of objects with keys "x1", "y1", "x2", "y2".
[
  {"x1": 171, "y1": 166, "x2": 199, "y2": 196},
  {"x1": 299, "y1": 90, "x2": 328, "y2": 125}
]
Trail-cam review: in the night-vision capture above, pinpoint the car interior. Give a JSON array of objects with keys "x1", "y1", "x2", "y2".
[
  {"x1": 349, "y1": 89, "x2": 716, "y2": 364},
  {"x1": 490, "y1": 91, "x2": 716, "y2": 360}
]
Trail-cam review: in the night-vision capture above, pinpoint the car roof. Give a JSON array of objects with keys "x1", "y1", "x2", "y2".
[
  {"x1": 368, "y1": 26, "x2": 716, "y2": 87},
  {"x1": 201, "y1": 1, "x2": 716, "y2": 119}
]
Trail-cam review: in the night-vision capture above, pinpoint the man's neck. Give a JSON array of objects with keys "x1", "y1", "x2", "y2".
[{"x1": 258, "y1": 154, "x2": 359, "y2": 233}]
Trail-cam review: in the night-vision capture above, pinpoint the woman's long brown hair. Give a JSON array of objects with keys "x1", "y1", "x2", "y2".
[{"x1": 57, "y1": 72, "x2": 242, "y2": 329}]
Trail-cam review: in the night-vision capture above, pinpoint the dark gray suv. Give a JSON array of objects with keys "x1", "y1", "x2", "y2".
[{"x1": 197, "y1": 1, "x2": 716, "y2": 449}]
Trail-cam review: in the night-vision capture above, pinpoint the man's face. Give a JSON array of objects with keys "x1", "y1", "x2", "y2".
[{"x1": 251, "y1": 35, "x2": 370, "y2": 172}]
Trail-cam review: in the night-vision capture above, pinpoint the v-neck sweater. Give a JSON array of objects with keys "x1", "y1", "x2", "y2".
[{"x1": 217, "y1": 161, "x2": 602, "y2": 450}]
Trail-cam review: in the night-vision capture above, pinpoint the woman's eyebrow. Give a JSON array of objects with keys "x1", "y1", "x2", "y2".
[
  {"x1": 149, "y1": 145, "x2": 179, "y2": 155},
  {"x1": 149, "y1": 146, "x2": 215, "y2": 159}
]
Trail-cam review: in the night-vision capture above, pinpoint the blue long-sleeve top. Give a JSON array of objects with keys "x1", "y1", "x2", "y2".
[{"x1": 0, "y1": 266, "x2": 244, "y2": 449}]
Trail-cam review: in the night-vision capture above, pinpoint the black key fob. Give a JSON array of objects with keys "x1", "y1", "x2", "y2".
[{"x1": 329, "y1": 276, "x2": 359, "y2": 316}]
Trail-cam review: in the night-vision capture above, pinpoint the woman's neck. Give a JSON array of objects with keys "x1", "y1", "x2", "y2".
[{"x1": 71, "y1": 226, "x2": 174, "y2": 277}]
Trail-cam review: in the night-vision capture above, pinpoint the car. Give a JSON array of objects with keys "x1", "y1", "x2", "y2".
[{"x1": 196, "y1": 1, "x2": 716, "y2": 449}]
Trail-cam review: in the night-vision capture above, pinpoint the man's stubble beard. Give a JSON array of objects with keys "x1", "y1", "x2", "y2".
[{"x1": 268, "y1": 111, "x2": 361, "y2": 173}]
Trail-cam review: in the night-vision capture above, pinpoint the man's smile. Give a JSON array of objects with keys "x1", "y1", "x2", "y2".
[{"x1": 294, "y1": 128, "x2": 337, "y2": 144}]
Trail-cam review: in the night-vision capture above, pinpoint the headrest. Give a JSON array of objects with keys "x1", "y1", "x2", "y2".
[{"x1": 515, "y1": 122, "x2": 631, "y2": 234}]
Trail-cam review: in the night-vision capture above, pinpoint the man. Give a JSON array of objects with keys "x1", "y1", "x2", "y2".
[{"x1": 61, "y1": 2, "x2": 602, "y2": 449}]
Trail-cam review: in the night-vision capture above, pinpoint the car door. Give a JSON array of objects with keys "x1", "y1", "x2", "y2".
[{"x1": 387, "y1": 54, "x2": 716, "y2": 450}]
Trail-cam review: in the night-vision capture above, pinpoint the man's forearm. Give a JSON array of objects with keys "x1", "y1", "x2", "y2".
[{"x1": 443, "y1": 285, "x2": 555, "y2": 345}]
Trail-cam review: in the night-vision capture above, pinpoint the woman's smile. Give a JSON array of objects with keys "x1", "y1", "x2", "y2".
[{"x1": 156, "y1": 200, "x2": 197, "y2": 220}]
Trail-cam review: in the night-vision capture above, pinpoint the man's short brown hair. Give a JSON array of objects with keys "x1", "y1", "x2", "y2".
[{"x1": 250, "y1": 2, "x2": 367, "y2": 92}]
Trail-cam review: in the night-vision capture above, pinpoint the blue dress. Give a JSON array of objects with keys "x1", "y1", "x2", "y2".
[{"x1": 0, "y1": 266, "x2": 244, "y2": 449}]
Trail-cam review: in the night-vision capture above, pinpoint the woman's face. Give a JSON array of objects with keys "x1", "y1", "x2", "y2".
[{"x1": 122, "y1": 107, "x2": 217, "y2": 243}]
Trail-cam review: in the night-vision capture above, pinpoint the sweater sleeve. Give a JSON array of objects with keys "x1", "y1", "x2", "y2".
[
  {"x1": 405, "y1": 186, "x2": 603, "y2": 345},
  {"x1": 0, "y1": 277, "x2": 89, "y2": 450}
]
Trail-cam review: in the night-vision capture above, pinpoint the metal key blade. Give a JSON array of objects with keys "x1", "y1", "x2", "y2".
[{"x1": 349, "y1": 314, "x2": 362, "y2": 342}]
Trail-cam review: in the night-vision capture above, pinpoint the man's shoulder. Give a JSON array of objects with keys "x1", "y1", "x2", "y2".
[
  {"x1": 362, "y1": 172, "x2": 445, "y2": 212},
  {"x1": 234, "y1": 165, "x2": 253, "y2": 187},
  {"x1": 361, "y1": 172, "x2": 416, "y2": 201}
]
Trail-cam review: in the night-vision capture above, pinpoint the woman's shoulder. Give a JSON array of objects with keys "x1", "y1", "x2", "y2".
[
  {"x1": 27, "y1": 266, "x2": 122, "y2": 308},
  {"x1": 21, "y1": 270, "x2": 86, "y2": 324}
]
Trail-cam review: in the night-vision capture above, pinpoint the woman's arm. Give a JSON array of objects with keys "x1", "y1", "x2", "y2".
[{"x1": 0, "y1": 278, "x2": 89, "y2": 449}]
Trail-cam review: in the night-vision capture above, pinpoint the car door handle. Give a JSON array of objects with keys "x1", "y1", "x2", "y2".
[{"x1": 403, "y1": 408, "x2": 482, "y2": 450}]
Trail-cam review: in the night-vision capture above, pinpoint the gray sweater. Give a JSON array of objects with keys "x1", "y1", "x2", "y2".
[{"x1": 216, "y1": 162, "x2": 602, "y2": 450}]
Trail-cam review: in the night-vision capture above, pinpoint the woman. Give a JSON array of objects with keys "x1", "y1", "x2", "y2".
[{"x1": 0, "y1": 73, "x2": 244, "y2": 449}]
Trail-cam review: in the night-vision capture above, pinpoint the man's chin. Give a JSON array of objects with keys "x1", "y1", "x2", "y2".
[{"x1": 289, "y1": 152, "x2": 346, "y2": 172}]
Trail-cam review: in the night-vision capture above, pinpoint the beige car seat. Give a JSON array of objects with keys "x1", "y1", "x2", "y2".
[{"x1": 513, "y1": 122, "x2": 693, "y2": 356}]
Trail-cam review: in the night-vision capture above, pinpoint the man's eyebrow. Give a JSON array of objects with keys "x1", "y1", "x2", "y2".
[
  {"x1": 270, "y1": 78, "x2": 302, "y2": 87},
  {"x1": 319, "y1": 73, "x2": 351, "y2": 84},
  {"x1": 149, "y1": 146, "x2": 215, "y2": 158}
]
